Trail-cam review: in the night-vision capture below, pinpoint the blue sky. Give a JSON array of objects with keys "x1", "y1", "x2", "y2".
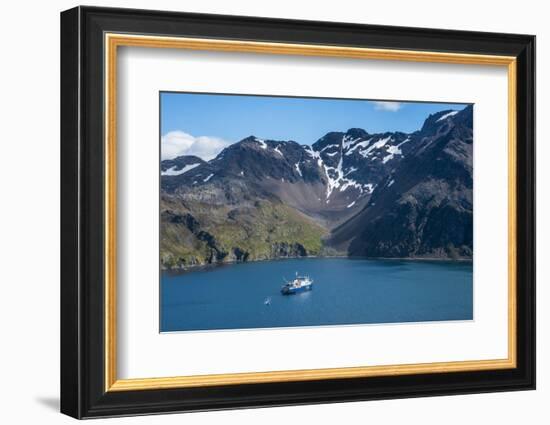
[{"x1": 160, "y1": 92, "x2": 468, "y2": 160}]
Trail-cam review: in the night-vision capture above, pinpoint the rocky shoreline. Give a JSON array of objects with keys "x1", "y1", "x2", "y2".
[{"x1": 161, "y1": 253, "x2": 472, "y2": 272}]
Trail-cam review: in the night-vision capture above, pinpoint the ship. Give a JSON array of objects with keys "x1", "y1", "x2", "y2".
[{"x1": 281, "y1": 273, "x2": 313, "y2": 295}]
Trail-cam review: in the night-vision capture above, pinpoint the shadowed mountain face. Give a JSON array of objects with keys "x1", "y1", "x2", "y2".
[
  {"x1": 160, "y1": 106, "x2": 473, "y2": 268},
  {"x1": 330, "y1": 106, "x2": 473, "y2": 258}
]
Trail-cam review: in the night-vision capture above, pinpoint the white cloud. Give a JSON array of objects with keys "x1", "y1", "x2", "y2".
[
  {"x1": 373, "y1": 101, "x2": 403, "y2": 112},
  {"x1": 161, "y1": 131, "x2": 231, "y2": 161}
]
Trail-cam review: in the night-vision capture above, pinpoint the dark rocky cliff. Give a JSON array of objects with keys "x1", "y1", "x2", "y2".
[{"x1": 330, "y1": 106, "x2": 473, "y2": 258}]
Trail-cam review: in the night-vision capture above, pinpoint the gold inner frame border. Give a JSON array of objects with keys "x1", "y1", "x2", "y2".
[{"x1": 104, "y1": 33, "x2": 517, "y2": 392}]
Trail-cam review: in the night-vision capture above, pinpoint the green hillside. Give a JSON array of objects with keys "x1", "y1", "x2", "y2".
[{"x1": 160, "y1": 196, "x2": 327, "y2": 269}]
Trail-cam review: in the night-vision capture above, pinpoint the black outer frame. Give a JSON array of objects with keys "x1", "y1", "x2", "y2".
[{"x1": 60, "y1": 5, "x2": 535, "y2": 419}]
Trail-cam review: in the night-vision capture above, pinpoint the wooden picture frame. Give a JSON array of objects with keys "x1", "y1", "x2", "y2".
[{"x1": 61, "y1": 5, "x2": 535, "y2": 419}]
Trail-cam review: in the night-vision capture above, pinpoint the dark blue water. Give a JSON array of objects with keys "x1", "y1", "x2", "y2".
[{"x1": 160, "y1": 258, "x2": 472, "y2": 332}]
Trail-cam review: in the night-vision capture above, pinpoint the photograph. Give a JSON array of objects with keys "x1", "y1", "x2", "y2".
[{"x1": 159, "y1": 93, "x2": 474, "y2": 332}]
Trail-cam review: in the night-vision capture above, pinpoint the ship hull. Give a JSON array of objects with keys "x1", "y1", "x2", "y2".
[{"x1": 281, "y1": 284, "x2": 313, "y2": 295}]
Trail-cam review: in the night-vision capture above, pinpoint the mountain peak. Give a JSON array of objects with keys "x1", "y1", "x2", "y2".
[
  {"x1": 420, "y1": 108, "x2": 460, "y2": 133},
  {"x1": 239, "y1": 135, "x2": 261, "y2": 143},
  {"x1": 169, "y1": 154, "x2": 204, "y2": 163},
  {"x1": 345, "y1": 128, "x2": 369, "y2": 139},
  {"x1": 233, "y1": 136, "x2": 270, "y2": 151}
]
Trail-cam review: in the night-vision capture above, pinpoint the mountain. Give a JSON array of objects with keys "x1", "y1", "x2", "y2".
[
  {"x1": 329, "y1": 106, "x2": 473, "y2": 258},
  {"x1": 160, "y1": 138, "x2": 329, "y2": 269},
  {"x1": 160, "y1": 106, "x2": 473, "y2": 268},
  {"x1": 307, "y1": 128, "x2": 415, "y2": 222},
  {"x1": 162, "y1": 129, "x2": 419, "y2": 227}
]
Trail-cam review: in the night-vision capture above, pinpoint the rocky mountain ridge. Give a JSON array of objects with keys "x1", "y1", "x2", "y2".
[{"x1": 160, "y1": 106, "x2": 473, "y2": 268}]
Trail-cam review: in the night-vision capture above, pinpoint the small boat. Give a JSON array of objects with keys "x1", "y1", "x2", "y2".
[
  {"x1": 281, "y1": 273, "x2": 313, "y2": 295},
  {"x1": 264, "y1": 297, "x2": 271, "y2": 306}
]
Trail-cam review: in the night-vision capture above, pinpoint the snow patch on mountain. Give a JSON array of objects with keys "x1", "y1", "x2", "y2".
[
  {"x1": 304, "y1": 145, "x2": 319, "y2": 159},
  {"x1": 320, "y1": 144, "x2": 339, "y2": 152},
  {"x1": 345, "y1": 138, "x2": 372, "y2": 156},
  {"x1": 274, "y1": 145, "x2": 284, "y2": 156},
  {"x1": 359, "y1": 136, "x2": 392, "y2": 158},
  {"x1": 304, "y1": 146, "x2": 324, "y2": 170},
  {"x1": 436, "y1": 110, "x2": 458, "y2": 122},
  {"x1": 255, "y1": 138, "x2": 267, "y2": 149},
  {"x1": 342, "y1": 135, "x2": 362, "y2": 150},
  {"x1": 294, "y1": 162, "x2": 302, "y2": 177},
  {"x1": 397, "y1": 137, "x2": 411, "y2": 148},
  {"x1": 344, "y1": 166, "x2": 358, "y2": 176},
  {"x1": 161, "y1": 163, "x2": 201, "y2": 176},
  {"x1": 382, "y1": 145, "x2": 403, "y2": 164},
  {"x1": 340, "y1": 179, "x2": 363, "y2": 193},
  {"x1": 322, "y1": 156, "x2": 369, "y2": 201}
]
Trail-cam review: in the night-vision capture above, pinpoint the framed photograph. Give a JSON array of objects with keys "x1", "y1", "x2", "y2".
[{"x1": 60, "y1": 6, "x2": 535, "y2": 419}]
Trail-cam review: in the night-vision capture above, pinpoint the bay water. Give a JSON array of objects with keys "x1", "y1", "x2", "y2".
[{"x1": 161, "y1": 258, "x2": 473, "y2": 332}]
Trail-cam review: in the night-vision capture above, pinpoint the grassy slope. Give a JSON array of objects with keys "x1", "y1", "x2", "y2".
[{"x1": 160, "y1": 196, "x2": 327, "y2": 269}]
